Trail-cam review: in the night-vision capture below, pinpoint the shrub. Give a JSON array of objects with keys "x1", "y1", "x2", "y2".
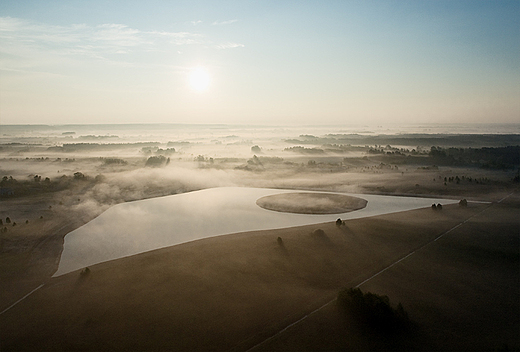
[{"x1": 459, "y1": 199, "x2": 468, "y2": 207}]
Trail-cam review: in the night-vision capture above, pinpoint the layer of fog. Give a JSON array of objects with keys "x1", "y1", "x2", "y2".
[{"x1": 2, "y1": 124, "x2": 517, "y2": 224}]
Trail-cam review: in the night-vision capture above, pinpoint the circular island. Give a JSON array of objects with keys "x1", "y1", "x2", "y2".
[{"x1": 256, "y1": 192, "x2": 367, "y2": 215}]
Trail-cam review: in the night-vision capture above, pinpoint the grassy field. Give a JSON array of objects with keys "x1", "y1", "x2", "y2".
[
  {"x1": 251, "y1": 196, "x2": 520, "y2": 352},
  {"x1": 0, "y1": 194, "x2": 84, "y2": 311},
  {"x1": 1, "y1": 196, "x2": 517, "y2": 351}
]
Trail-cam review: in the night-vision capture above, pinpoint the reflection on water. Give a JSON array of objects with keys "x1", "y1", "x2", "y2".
[{"x1": 54, "y1": 187, "x2": 457, "y2": 276}]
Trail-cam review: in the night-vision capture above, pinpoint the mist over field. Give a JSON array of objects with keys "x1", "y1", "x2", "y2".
[
  {"x1": 1, "y1": 123, "x2": 519, "y2": 351},
  {"x1": 1, "y1": 123, "x2": 519, "y2": 220},
  {"x1": 1, "y1": 0, "x2": 519, "y2": 349}
]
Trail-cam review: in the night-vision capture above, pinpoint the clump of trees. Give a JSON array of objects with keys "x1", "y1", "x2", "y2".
[
  {"x1": 101, "y1": 158, "x2": 128, "y2": 165},
  {"x1": 145, "y1": 155, "x2": 170, "y2": 167},
  {"x1": 1, "y1": 173, "x2": 92, "y2": 197},
  {"x1": 155, "y1": 148, "x2": 176, "y2": 156},
  {"x1": 431, "y1": 203, "x2": 443, "y2": 210},
  {"x1": 80, "y1": 267, "x2": 91, "y2": 277},
  {"x1": 195, "y1": 155, "x2": 214, "y2": 163},
  {"x1": 73, "y1": 172, "x2": 86, "y2": 180},
  {"x1": 284, "y1": 146, "x2": 325, "y2": 154},
  {"x1": 337, "y1": 287, "x2": 411, "y2": 333},
  {"x1": 247, "y1": 155, "x2": 263, "y2": 167},
  {"x1": 49, "y1": 142, "x2": 158, "y2": 153}
]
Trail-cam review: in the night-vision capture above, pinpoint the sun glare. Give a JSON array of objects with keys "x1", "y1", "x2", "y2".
[{"x1": 188, "y1": 67, "x2": 210, "y2": 92}]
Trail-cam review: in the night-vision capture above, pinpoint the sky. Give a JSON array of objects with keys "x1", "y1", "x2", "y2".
[{"x1": 0, "y1": 0, "x2": 519, "y2": 126}]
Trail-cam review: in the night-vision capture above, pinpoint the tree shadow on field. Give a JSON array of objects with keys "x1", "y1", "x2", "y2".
[
  {"x1": 311, "y1": 228, "x2": 333, "y2": 246},
  {"x1": 276, "y1": 236, "x2": 289, "y2": 256}
]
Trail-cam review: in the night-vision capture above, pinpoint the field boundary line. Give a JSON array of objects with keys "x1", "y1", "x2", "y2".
[
  {"x1": 0, "y1": 284, "x2": 44, "y2": 316},
  {"x1": 497, "y1": 192, "x2": 514, "y2": 203},
  {"x1": 356, "y1": 251, "x2": 415, "y2": 288}
]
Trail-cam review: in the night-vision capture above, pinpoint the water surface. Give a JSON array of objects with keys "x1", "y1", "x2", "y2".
[{"x1": 54, "y1": 187, "x2": 457, "y2": 276}]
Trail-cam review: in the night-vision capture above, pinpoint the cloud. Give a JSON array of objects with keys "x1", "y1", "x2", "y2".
[
  {"x1": 93, "y1": 23, "x2": 143, "y2": 47},
  {"x1": 215, "y1": 42, "x2": 245, "y2": 50},
  {"x1": 147, "y1": 30, "x2": 203, "y2": 45},
  {"x1": 0, "y1": 16, "x2": 84, "y2": 45},
  {"x1": 0, "y1": 17, "x2": 207, "y2": 73},
  {"x1": 191, "y1": 20, "x2": 203, "y2": 26},
  {"x1": 212, "y1": 19, "x2": 239, "y2": 26}
]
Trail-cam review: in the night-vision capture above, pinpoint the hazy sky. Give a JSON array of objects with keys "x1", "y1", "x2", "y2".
[{"x1": 1, "y1": 1, "x2": 519, "y2": 125}]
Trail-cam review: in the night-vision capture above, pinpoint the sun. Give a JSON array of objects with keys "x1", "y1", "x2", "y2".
[{"x1": 188, "y1": 67, "x2": 210, "y2": 92}]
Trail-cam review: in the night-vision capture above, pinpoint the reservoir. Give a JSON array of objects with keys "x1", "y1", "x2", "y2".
[{"x1": 54, "y1": 187, "x2": 457, "y2": 276}]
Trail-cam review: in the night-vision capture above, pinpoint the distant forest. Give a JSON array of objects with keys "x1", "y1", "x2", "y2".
[
  {"x1": 426, "y1": 146, "x2": 519, "y2": 170},
  {"x1": 368, "y1": 145, "x2": 520, "y2": 170},
  {"x1": 286, "y1": 133, "x2": 520, "y2": 148}
]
